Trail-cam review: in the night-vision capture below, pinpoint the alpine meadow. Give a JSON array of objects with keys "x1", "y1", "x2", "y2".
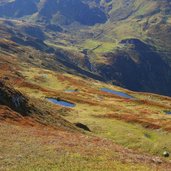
[{"x1": 0, "y1": 0, "x2": 171, "y2": 170}]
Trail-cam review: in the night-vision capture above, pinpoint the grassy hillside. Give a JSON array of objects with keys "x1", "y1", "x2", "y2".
[{"x1": 0, "y1": 41, "x2": 171, "y2": 169}]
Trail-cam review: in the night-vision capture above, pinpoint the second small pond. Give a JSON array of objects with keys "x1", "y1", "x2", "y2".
[
  {"x1": 100, "y1": 88, "x2": 134, "y2": 99},
  {"x1": 47, "y1": 98, "x2": 76, "y2": 108}
]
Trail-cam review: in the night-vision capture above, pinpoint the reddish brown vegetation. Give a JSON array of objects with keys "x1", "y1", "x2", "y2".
[
  {"x1": 94, "y1": 113, "x2": 171, "y2": 131},
  {"x1": 0, "y1": 105, "x2": 37, "y2": 126}
]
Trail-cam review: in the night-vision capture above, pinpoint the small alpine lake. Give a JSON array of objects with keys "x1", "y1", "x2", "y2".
[
  {"x1": 47, "y1": 98, "x2": 76, "y2": 108},
  {"x1": 100, "y1": 88, "x2": 134, "y2": 99}
]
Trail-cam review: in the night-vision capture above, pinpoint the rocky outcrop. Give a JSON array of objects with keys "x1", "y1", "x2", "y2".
[{"x1": 0, "y1": 81, "x2": 31, "y2": 115}]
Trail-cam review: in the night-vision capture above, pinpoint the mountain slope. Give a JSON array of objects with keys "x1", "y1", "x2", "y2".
[
  {"x1": 0, "y1": 32, "x2": 171, "y2": 170},
  {"x1": 97, "y1": 39, "x2": 171, "y2": 95},
  {"x1": 0, "y1": 0, "x2": 171, "y2": 94},
  {"x1": 1, "y1": 40, "x2": 171, "y2": 170},
  {"x1": 0, "y1": 0, "x2": 107, "y2": 26},
  {"x1": 0, "y1": 0, "x2": 37, "y2": 18},
  {"x1": 1, "y1": 1, "x2": 171, "y2": 170}
]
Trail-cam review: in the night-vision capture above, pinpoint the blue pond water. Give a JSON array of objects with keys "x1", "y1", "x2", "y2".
[
  {"x1": 165, "y1": 111, "x2": 171, "y2": 115},
  {"x1": 47, "y1": 98, "x2": 75, "y2": 108},
  {"x1": 100, "y1": 88, "x2": 134, "y2": 99}
]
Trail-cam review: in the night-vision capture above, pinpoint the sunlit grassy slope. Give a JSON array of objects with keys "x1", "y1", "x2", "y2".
[
  {"x1": 0, "y1": 44, "x2": 171, "y2": 170},
  {"x1": 19, "y1": 65, "x2": 171, "y2": 155},
  {"x1": 1, "y1": 122, "x2": 162, "y2": 171}
]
